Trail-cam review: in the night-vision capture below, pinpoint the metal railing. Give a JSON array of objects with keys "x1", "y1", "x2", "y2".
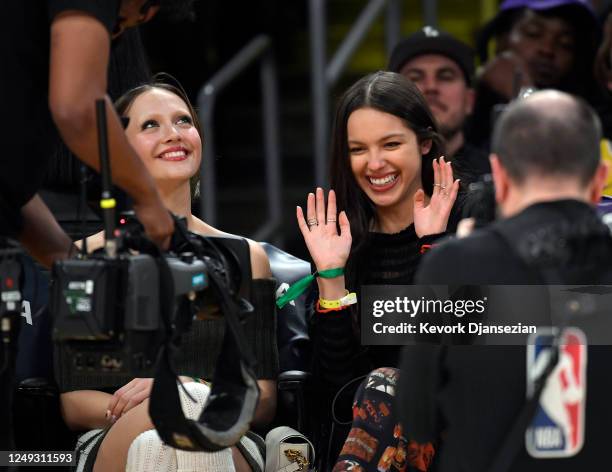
[
  {"x1": 309, "y1": 0, "x2": 438, "y2": 187},
  {"x1": 309, "y1": 0, "x2": 402, "y2": 187},
  {"x1": 196, "y1": 35, "x2": 282, "y2": 243},
  {"x1": 422, "y1": 0, "x2": 438, "y2": 28}
]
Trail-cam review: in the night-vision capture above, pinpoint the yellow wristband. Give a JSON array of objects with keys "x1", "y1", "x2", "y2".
[{"x1": 319, "y1": 291, "x2": 357, "y2": 309}]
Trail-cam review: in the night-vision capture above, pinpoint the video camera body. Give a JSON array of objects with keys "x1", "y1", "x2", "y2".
[
  {"x1": 51, "y1": 218, "x2": 251, "y2": 391},
  {"x1": 52, "y1": 243, "x2": 201, "y2": 390},
  {"x1": 0, "y1": 241, "x2": 22, "y2": 319},
  {"x1": 1, "y1": 239, "x2": 22, "y2": 377}
]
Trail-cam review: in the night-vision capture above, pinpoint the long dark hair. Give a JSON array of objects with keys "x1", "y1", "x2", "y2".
[
  {"x1": 115, "y1": 74, "x2": 202, "y2": 198},
  {"x1": 330, "y1": 71, "x2": 443, "y2": 286}
]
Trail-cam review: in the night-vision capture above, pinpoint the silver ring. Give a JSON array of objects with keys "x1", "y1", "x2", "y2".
[
  {"x1": 307, "y1": 218, "x2": 318, "y2": 227},
  {"x1": 326, "y1": 218, "x2": 337, "y2": 223}
]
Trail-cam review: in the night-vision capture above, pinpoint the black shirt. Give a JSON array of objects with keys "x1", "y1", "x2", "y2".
[
  {"x1": 400, "y1": 200, "x2": 612, "y2": 471},
  {"x1": 450, "y1": 142, "x2": 491, "y2": 185},
  {"x1": 445, "y1": 143, "x2": 491, "y2": 232},
  {"x1": 0, "y1": 1, "x2": 119, "y2": 234},
  {"x1": 463, "y1": 81, "x2": 506, "y2": 153},
  {"x1": 311, "y1": 226, "x2": 440, "y2": 390}
]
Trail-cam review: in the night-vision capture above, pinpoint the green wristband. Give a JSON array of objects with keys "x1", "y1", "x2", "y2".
[{"x1": 276, "y1": 267, "x2": 344, "y2": 309}]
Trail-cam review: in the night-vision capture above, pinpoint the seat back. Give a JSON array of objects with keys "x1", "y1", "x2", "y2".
[{"x1": 260, "y1": 243, "x2": 311, "y2": 373}]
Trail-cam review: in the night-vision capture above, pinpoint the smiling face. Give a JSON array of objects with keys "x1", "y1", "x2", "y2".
[
  {"x1": 347, "y1": 107, "x2": 430, "y2": 212},
  {"x1": 509, "y1": 9, "x2": 576, "y2": 88},
  {"x1": 400, "y1": 54, "x2": 474, "y2": 139},
  {"x1": 123, "y1": 87, "x2": 202, "y2": 189}
]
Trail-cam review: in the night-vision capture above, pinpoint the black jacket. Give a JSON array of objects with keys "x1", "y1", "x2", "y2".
[{"x1": 400, "y1": 200, "x2": 612, "y2": 472}]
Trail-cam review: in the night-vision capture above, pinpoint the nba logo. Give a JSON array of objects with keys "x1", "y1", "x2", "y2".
[{"x1": 526, "y1": 327, "x2": 587, "y2": 458}]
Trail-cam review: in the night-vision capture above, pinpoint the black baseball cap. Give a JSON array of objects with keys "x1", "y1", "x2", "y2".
[{"x1": 388, "y1": 26, "x2": 475, "y2": 84}]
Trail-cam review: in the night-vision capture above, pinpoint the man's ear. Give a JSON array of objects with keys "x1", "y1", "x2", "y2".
[
  {"x1": 420, "y1": 138, "x2": 432, "y2": 156},
  {"x1": 465, "y1": 87, "x2": 476, "y2": 115},
  {"x1": 588, "y1": 161, "x2": 609, "y2": 204},
  {"x1": 490, "y1": 154, "x2": 508, "y2": 205}
]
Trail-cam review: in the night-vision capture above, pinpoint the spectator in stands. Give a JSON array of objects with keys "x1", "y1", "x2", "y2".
[
  {"x1": 389, "y1": 27, "x2": 489, "y2": 181},
  {"x1": 468, "y1": 0, "x2": 600, "y2": 149},
  {"x1": 593, "y1": 3, "x2": 612, "y2": 196},
  {"x1": 295, "y1": 71, "x2": 458, "y2": 471},
  {"x1": 60, "y1": 79, "x2": 277, "y2": 472},
  {"x1": 400, "y1": 90, "x2": 611, "y2": 471}
]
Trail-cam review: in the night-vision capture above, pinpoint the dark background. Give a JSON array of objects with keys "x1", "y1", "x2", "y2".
[
  {"x1": 136, "y1": 0, "x2": 507, "y2": 259},
  {"x1": 141, "y1": 1, "x2": 314, "y2": 258}
]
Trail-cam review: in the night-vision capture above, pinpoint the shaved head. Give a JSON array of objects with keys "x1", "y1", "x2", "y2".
[{"x1": 492, "y1": 90, "x2": 601, "y2": 186}]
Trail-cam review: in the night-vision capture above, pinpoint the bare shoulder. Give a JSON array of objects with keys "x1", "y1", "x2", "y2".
[
  {"x1": 190, "y1": 217, "x2": 271, "y2": 279},
  {"x1": 245, "y1": 239, "x2": 272, "y2": 279}
]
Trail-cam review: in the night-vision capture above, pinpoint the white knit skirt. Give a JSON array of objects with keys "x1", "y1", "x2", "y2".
[{"x1": 75, "y1": 382, "x2": 264, "y2": 472}]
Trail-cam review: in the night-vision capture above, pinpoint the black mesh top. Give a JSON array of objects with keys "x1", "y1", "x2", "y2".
[
  {"x1": 311, "y1": 225, "x2": 443, "y2": 390},
  {"x1": 359, "y1": 225, "x2": 432, "y2": 284}
]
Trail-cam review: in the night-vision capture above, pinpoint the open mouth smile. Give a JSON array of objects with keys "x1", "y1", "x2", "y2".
[
  {"x1": 367, "y1": 173, "x2": 399, "y2": 191},
  {"x1": 158, "y1": 147, "x2": 189, "y2": 161}
]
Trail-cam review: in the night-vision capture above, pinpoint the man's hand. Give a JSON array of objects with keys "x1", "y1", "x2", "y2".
[
  {"x1": 479, "y1": 51, "x2": 533, "y2": 100},
  {"x1": 19, "y1": 194, "x2": 74, "y2": 268},
  {"x1": 133, "y1": 197, "x2": 173, "y2": 250}
]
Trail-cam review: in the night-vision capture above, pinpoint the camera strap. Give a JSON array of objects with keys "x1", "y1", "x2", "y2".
[
  {"x1": 486, "y1": 221, "x2": 579, "y2": 472},
  {"x1": 147, "y1": 228, "x2": 259, "y2": 451}
]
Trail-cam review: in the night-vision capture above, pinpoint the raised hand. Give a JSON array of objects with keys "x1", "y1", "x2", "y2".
[
  {"x1": 297, "y1": 188, "x2": 352, "y2": 272},
  {"x1": 480, "y1": 50, "x2": 533, "y2": 100},
  {"x1": 414, "y1": 156, "x2": 459, "y2": 238}
]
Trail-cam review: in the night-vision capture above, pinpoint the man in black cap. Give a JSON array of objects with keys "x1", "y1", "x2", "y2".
[{"x1": 389, "y1": 27, "x2": 490, "y2": 181}]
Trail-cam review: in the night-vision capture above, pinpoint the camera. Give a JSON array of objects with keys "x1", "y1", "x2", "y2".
[
  {"x1": 464, "y1": 174, "x2": 496, "y2": 228},
  {"x1": 0, "y1": 239, "x2": 22, "y2": 320},
  {"x1": 50, "y1": 216, "x2": 252, "y2": 391},
  {"x1": 1, "y1": 239, "x2": 22, "y2": 380}
]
